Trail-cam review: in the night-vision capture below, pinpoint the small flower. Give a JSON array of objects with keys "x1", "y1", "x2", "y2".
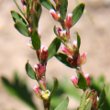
[
  {"x1": 33, "y1": 85, "x2": 41, "y2": 97},
  {"x1": 71, "y1": 75, "x2": 78, "y2": 87},
  {"x1": 34, "y1": 64, "x2": 46, "y2": 79},
  {"x1": 84, "y1": 73, "x2": 91, "y2": 86},
  {"x1": 77, "y1": 52, "x2": 87, "y2": 65},
  {"x1": 37, "y1": 45, "x2": 48, "y2": 62},
  {"x1": 49, "y1": 9, "x2": 60, "y2": 20},
  {"x1": 61, "y1": 45, "x2": 73, "y2": 57},
  {"x1": 41, "y1": 90, "x2": 50, "y2": 100},
  {"x1": 64, "y1": 13, "x2": 73, "y2": 29}
]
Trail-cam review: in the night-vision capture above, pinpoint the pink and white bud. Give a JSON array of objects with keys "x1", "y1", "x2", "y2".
[
  {"x1": 84, "y1": 73, "x2": 91, "y2": 86},
  {"x1": 28, "y1": 27, "x2": 32, "y2": 33},
  {"x1": 65, "y1": 13, "x2": 73, "y2": 29},
  {"x1": 72, "y1": 40, "x2": 77, "y2": 48},
  {"x1": 71, "y1": 76, "x2": 78, "y2": 87},
  {"x1": 34, "y1": 64, "x2": 46, "y2": 78},
  {"x1": 49, "y1": 9, "x2": 60, "y2": 20},
  {"x1": 77, "y1": 52, "x2": 87, "y2": 65},
  {"x1": 33, "y1": 85, "x2": 41, "y2": 97},
  {"x1": 61, "y1": 45, "x2": 73, "y2": 57}
]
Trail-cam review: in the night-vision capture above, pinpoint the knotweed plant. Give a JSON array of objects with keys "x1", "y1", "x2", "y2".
[{"x1": 11, "y1": 0, "x2": 102, "y2": 110}]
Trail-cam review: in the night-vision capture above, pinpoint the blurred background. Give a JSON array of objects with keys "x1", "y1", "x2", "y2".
[{"x1": 0, "y1": 0, "x2": 110, "y2": 110}]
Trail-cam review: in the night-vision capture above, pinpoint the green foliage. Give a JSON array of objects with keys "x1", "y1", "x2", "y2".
[
  {"x1": 72, "y1": 3, "x2": 85, "y2": 25},
  {"x1": 1, "y1": 72, "x2": 37, "y2": 110},
  {"x1": 77, "y1": 73, "x2": 87, "y2": 90},
  {"x1": 59, "y1": 0, "x2": 68, "y2": 19},
  {"x1": 48, "y1": 38, "x2": 61, "y2": 59},
  {"x1": 25, "y1": 62, "x2": 36, "y2": 80},
  {"x1": 55, "y1": 53, "x2": 74, "y2": 68},
  {"x1": 77, "y1": 32, "x2": 81, "y2": 49},
  {"x1": 39, "y1": 0, "x2": 54, "y2": 10},
  {"x1": 31, "y1": 31, "x2": 41, "y2": 50},
  {"x1": 54, "y1": 97, "x2": 69, "y2": 110}
]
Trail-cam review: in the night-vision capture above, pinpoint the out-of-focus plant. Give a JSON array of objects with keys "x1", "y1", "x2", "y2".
[{"x1": 1, "y1": 0, "x2": 110, "y2": 110}]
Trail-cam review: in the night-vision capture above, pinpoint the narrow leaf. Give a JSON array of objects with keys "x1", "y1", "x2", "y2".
[
  {"x1": 25, "y1": 62, "x2": 36, "y2": 79},
  {"x1": 48, "y1": 38, "x2": 61, "y2": 59},
  {"x1": 59, "y1": 0, "x2": 68, "y2": 19},
  {"x1": 54, "y1": 97, "x2": 69, "y2": 110},
  {"x1": 14, "y1": 22, "x2": 29, "y2": 37},
  {"x1": 11, "y1": 11, "x2": 27, "y2": 25},
  {"x1": 72, "y1": 3, "x2": 85, "y2": 25},
  {"x1": 31, "y1": 31, "x2": 41, "y2": 50},
  {"x1": 77, "y1": 32, "x2": 81, "y2": 49},
  {"x1": 40, "y1": 0, "x2": 53, "y2": 10},
  {"x1": 55, "y1": 53, "x2": 73, "y2": 68}
]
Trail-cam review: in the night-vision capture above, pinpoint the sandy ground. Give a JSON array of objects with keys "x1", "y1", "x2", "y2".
[{"x1": 0, "y1": 0, "x2": 110, "y2": 110}]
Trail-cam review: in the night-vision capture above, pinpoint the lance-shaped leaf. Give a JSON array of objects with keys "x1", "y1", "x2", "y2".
[
  {"x1": 55, "y1": 53, "x2": 73, "y2": 68},
  {"x1": 40, "y1": 0, "x2": 54, "y2": 10},
  {"x1": 48, "y1": 38, "x2": 61, "y2": 59},
  {"x1": 78, "y1": 73, "x2": 87, "y2": 90},
  {"x1": 49, "y1": 78, "x2": 58, "y2": 100},
  {"x1": 25, "y1": 62, "x2": 36, "y2": 80},
  {"x1": 54, "y1": 97, "x2": 69, "y2": 110},
  {"x1": 14, "y1": 21, "x2": 29, "y2": 37},
  {"x1": 72, "y1": 3, "x2": 85, "y2": 25},
  {"x1": 59, "y1": 0, "x2": 68, "y2": 19},
  {"x1": 11, "y1": 11, "x2": 27, "y2": 25},
  {"x1": 31, "y1": 31, "x2": 41, "y2": 50},
  {"x1": 77, "y1": 32, "x2": 81, "y2": 49}
]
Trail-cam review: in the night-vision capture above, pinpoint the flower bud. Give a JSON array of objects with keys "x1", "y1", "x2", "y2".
[
  {"x1": 77, "y1": 52, "x2": 87, "y2": 65},
  {"x1": 33, "y1": 85, "x2": 41, "y2": 97},
  {"x1": 71, "y1": 75, "x2": 78, "y2": 87},
  {"x1": 49, "y1": 9, "x2": 60, "y2": 20},
  {"x1": 65, "y1": 13, "x2": 73, "y2": 29},
  {"x1": 84, "y1": 73, "x2": 91, "y2": 86},
  {"x1": 41, "y1": 90, "x2": 50, "y2": 100},
  {"x1": 21, "y1": 0, "x2": 26, "y2": 5},
  {"x1": 34, "y1": 64, "x2": 46, "y2": 79}
]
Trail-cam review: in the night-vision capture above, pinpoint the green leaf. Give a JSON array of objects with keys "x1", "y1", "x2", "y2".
[
  {"x1": 54, "y1": 97, "x2": 69, "y2": 110},
  {"x1": 49, "y1": 78, "x2": 58, "y2": 100},
  {"x1": 59, "y1": 0, "x2": 68, "y2": 19},
  {"x1": 72, "y1": 3, "x2": 85, "y2": 25},
  {"x1": 77, "y1": 32, "x2": 81, "y2": 49},
  {"x1": 14, "y1": 21, "x2": 29, "y2": 37},
  {"x1": 25, "y1": 62, "x2": 36, "y2": 79},
  {"x1": 78, "y1": 73, "x2": 87, "y2": 90},
  {"x1": 1, "y1": 72, "x2": 37, "y2": 110},
  {"x1": 39, "y1": 0, "x2": 53, "y2": 10},
  {"x1": 55, "y1": 53, "x2": 73, "y2": 68},
  {"x1": 31, "y1": 31, "x2": 41, "y2": 50},
  {"x1": 11, "y1": 11, "x2": 27, "y2": 25},
  {"x1": 48, "y1": 38, "x2": 61, "y2": 59}
]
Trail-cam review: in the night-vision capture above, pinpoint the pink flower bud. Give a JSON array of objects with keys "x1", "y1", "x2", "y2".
[
  {"x1": 33, "y1": 85, "x2": 41, "y2": 97},
  {"x1": 77, "y1": 52, "x2": 87, "y2": 65},
  {"x1": 21, "y1": 0, "x2": 26, "y2": 5},
  {"x1": 65, "y1": 13, "x2": 73, "y2": 29},
  {"x1": 34, "y1": 64, "x2": 46, "y2": 79},
  {"x1": 49, "y1": 9, "x2": 60, "y2": 20},
  {"x1": 61, "y1": 45, "x2": 73, "y2": 57},
  {"x1": 37, "y1": 45, "x2": 48, "y2": 62},
  {"x1": 71, "y1": 76, "x2": 78, "y2": 87},
  {"x1": 84, "y1": 73, "x2": 91, "y2": 86}
]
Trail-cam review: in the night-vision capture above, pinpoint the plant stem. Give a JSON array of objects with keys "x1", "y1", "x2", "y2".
[{"x1": 43, "y1": 100, "x2": 50, "y2": 110}]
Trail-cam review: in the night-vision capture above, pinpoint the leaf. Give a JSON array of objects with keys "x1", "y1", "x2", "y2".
[
  {"x1": 55, "y1": 53, "x2": 73, "y2": 68},
  {"x1": 54, "y1": 97, "x2": 69, "y2": 110},
  {"x1": 39, "y1": 0, "x2": 53, "y2": 10},
  {"x1": 48, "y1": 38, "x2": 61, "y2": 59},
  {"x1": 14, "y1": 21, "x2": 29, "y2": 37},
  {"x1": 31, "y1": 31, "x2": 41, "y2": 50},
  {"x1": 1, "y1": 72, "x2": 37, "y2": 110},
  {"x1": 77, "y1": 32, "x2": 81, "y2": 49},
  {"x1": 49, "y1": 78, "x2": 58, "y2": 100},
  {"x1": 72, "y1": 3, "x2": 85, "y2": 25},
  {"x1": 78, "y1": 73, "x2": 87, "y2": 90},
  {"x1": 11, "y1": 11, "x2": 27, "y2": 25},
  {"x1": 25, "y1": 62, "x2": 36, "y2": 80},
  {"x1": 59, "y1": 0, "x2": 68, "y2": 19}
]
